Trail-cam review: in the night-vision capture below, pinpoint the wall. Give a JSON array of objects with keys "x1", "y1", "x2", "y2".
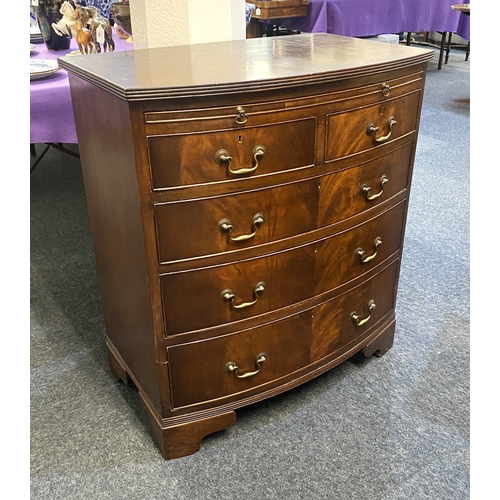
[{"x1": 129, "y1": 0, "x2": 246, "y2": 49}]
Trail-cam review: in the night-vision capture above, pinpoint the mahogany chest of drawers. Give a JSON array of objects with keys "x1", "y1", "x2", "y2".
[{"x1": 60, "y1": 34, "x2": 433, "y2": 459}]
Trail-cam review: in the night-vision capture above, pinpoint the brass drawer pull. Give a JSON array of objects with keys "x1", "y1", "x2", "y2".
[
  {"x1": 366, "y1": 116, "x2": 397, "y2": 143},
  {"x1": 225, "y1": 352, "x2": 267, "y2": 379},
  {"x1": 354, "y1": 237, "x2": 382, "y2": 263},
  {"x1": 235, "y1": 106, "x2": 248, "y2": 124},
  {"x1": 215, "y1": 145, "x2": 266, "y2": 176},
  {"x1": 350, "y1": 299, "x2": 376, "y2": 327},
  {"x1": 360, "y1": 174, "x2": 388, "y2": 201},
  {"x1": 381, "y1": 83, "x2": 391, "y2": 97},
  {"x1": 221, "y1": 281, "x2": 266, "y2": 310},
  {"x1": 218, "y1": 213, "x2": 265, "y2": 242}
]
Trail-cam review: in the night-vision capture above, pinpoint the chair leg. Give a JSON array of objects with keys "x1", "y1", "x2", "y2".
[{"x1": 465, "y1": 41, "x2": 470, "y2": 61}]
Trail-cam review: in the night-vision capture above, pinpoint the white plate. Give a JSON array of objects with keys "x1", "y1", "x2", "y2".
[
  {"x1": 30, "y1": 59, "x2": 60, "y2": 80},
  {"x1": 30, "y1": 43, "x2": 37, "y2": 52}
]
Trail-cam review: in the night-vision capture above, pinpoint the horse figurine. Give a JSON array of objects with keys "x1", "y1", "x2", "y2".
[
  {"x1": 73, "y1": 5, "x2": 115, "y2": 53},
  {"x1": 52, "y1": 1, "x2": 77, "y2": 39},
  {"x1": 74, "y1": 20, "x2": 95, "y2": 54}
]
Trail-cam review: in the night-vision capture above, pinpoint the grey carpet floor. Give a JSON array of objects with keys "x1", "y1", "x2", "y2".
[{"x1": 30, "y1": 46, "x2": 470, "y2": 499}]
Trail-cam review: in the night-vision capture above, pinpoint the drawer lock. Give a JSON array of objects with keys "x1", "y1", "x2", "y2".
[{"x1": 225, "y1": 352, "x2": 267, "y2": 379}]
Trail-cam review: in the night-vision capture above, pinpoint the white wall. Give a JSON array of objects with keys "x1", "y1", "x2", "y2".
[{"x1": 130, "y1": 0, "x2": 246, "y2": 49}]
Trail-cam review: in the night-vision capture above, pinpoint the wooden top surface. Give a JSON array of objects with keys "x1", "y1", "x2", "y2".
[{"x1": 58, "y1": 33, "x2": 433, "y2": 101}]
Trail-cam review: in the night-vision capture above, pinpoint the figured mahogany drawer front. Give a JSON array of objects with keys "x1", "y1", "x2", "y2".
[
  {"x1": 154, "y1": 180, "x2": 319, "y2": 264},
  {"x1": 315, "y1": 200, "x2": 406, "y2": 295},
  {"x1": 160, "y1": 202, "x2": 404, "y2": 335},
  {"x1": 161, "y1": 244, "x2": 316, "y2": 336},
  {"x1": 154, "y1": 143, "x2": 412, "y2": 264},
  {"x1": 167, "y1": 260, "x2": 399, "y2": 409},
  {"x1": 318, "y1": 142, "x2": 413, "y2": 226},
  {"x1": 147, "y1": 118, "x2": 316, "y2": 190},
  {"x1": 325, "y1": 91, "x2": 421, "y2": 161}
]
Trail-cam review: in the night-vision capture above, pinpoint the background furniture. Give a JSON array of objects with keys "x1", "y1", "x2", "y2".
[
  {"x1": 246, "y1": 0, "x2": 310, "y2": 38},
  {"x1": 443, "y1": 4, "x2": 470, "y2": 65},
  {"x1": 59, "y1": 34, "x2": 432, "y2": 460}
]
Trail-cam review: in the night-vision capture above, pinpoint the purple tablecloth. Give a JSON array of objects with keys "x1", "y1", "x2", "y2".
[
  {"x1": 30, "y1": 36, "x2": 133, "y2": 144},
  {"x1": 456, "y1": 12, "x2": 470, "y2": 42},
  {"x1": 277, "y1": 0, "x2": 470, "y2": 41}
]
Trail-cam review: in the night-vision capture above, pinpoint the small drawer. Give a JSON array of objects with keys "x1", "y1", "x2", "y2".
[
  {"x1": 167, "y1": 260, "x2": 399, "y2": 409},
  {"x1": 147, "y1": 118, "x2": 316, "y2": 190},
  {"x1": 325, "y1": 90, "x2": 421, "y2": 161},
  {"x1": 154, "y1": 180, "x2": 319, "y2": 264}
]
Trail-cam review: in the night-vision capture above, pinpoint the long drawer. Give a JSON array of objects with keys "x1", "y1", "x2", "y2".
[
  {"x1": 167, "y1": 259, "x2": 399, "y2": 409},
  {"x1": 154, "y1": 142, "x2": 413, "y2": 264},
  {"x1": 160, "y1": 201, "x2": 406, "y2": 335}
]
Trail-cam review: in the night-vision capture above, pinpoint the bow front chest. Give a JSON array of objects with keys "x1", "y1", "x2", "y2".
[{"x1": 60, "y1": 34, "x2": 433, "y2": 459}]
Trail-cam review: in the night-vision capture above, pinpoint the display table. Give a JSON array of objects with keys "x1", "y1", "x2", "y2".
[
  {"x1": 273, "y1": 0, "x2": 469, "y2": 70},
  {"x1": 246, "y1": 0, "x2": 310, "y2": 38},
  {"x1": 30, "y1": 36, "x2": 133, "y2": 145},
  {"x1": 440, "y1": 4, "x2": 470, "y2": 68},
  {"x1": 275, "y1": 0, "x2": 467, "y2": 37}
]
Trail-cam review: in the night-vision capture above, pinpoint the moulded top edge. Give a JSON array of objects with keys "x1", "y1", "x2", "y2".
[{"x1": 58, "y1": 33, "x2": 434, "y2": 101}]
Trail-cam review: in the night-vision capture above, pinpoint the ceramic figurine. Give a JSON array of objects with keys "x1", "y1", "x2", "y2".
[
  {"x1": 74, "y1": 20, "x2": 95, "y2": 54},
  {"x1": 74, "y1": 3, "x2": 115, "y2": 53},
  {"x1": 52, "y1": 1, "x2": 77, "y2": 38}
]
